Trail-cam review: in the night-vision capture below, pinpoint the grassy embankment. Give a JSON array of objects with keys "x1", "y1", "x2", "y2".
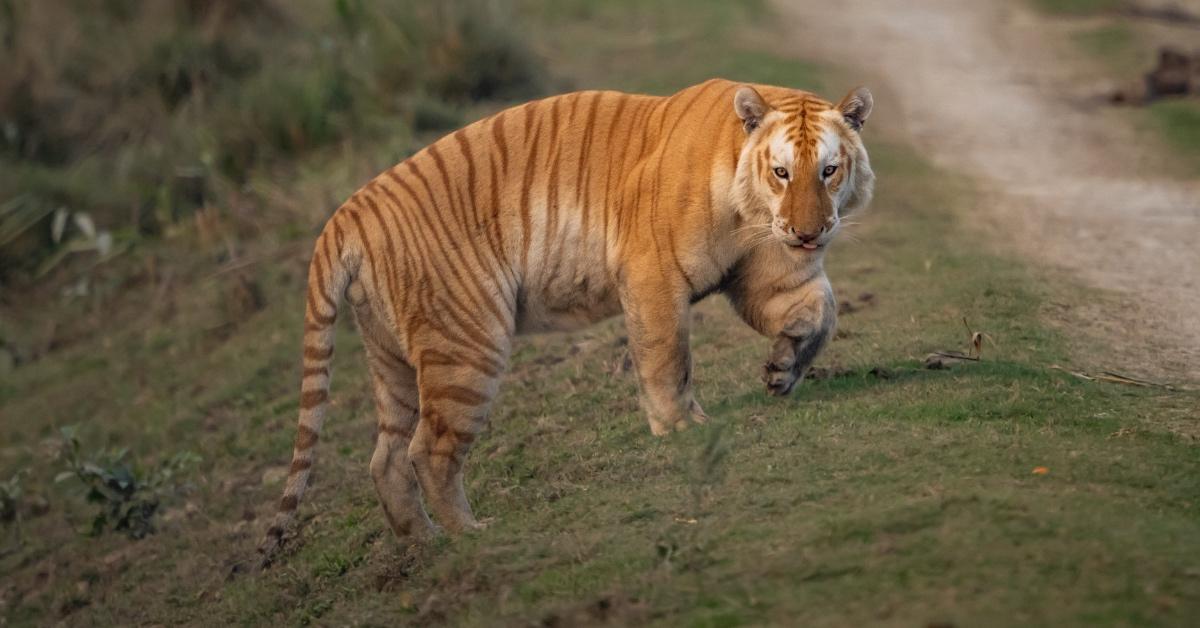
[{"x1": 2, "y1": 0, "x2": 1197, "y2": 626}]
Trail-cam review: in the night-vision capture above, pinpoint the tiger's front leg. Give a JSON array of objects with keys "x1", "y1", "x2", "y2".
[
  {"x1": 762, "y1": 286, "x2": 835, "y2": 396},
  {"x1": 729, "y1": 270, "x2": 836, "y2": 397},
  {"x1": 621, "y1": 273, "x2": 708, "y2": 436}
]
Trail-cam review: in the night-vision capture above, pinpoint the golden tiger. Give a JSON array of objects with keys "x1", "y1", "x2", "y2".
[{"x1": 259, "y1": 78, "x2": 874, "y2": 560}]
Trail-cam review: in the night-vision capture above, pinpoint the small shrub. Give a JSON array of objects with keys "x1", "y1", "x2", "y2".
[
  {"x1": 1, "y1": 469, "x2": 27, "y2": 524},
  {"x1": 1, "y1": 469, "x2": 37, "y2": 551},
  {"x1": 54, "y1": 426, "x2": 200, "y2": 539}
]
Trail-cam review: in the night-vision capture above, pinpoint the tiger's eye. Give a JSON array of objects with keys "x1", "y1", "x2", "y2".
[
  {"x1": 773, "y1": 167, "x2": 789, "y2": 179},
  {"x1": 822, "y1": 164, "x2": 838, "y2": 178}
]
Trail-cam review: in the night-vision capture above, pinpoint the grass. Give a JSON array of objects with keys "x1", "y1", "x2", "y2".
[
  {"x1": 1071, "y1": 24, "x2": 1141, "y2": 75},
  {"x1": 1039, "y1": 0, "x2": 1200, "y2": 176},
  {"x1": 1145, "y1": 100, "x2": 1200, "y2": 173},
  {"x1": 1031, "y1": 0, "x2": 1123, "y2": 15},
  {"x1": 2, "y1": 1, "x2": 1199, "y2": 626},
  {"x1": 0, "y1": 0, "x2": 543, "y2": 279}
]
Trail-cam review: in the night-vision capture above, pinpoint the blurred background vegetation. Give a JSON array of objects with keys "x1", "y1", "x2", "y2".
[
  {"x1": 0, "y1": 0, "x2": 544, "y2": 282},
  {"x1": 0, "y1": 0, "x2": 779, "y2": 372}
]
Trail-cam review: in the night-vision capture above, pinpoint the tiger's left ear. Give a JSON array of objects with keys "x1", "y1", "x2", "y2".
[{"x1": 838, "y1": 87, "x2": 873, "y2": 132}]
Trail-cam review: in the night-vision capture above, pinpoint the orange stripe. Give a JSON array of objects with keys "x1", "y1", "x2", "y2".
[
  {"x1": 372, "y1": 178, "x2": 425, "y2": 286},
  {"x1": 600, "y1": 95, "x2": 629, "y2": 245},
  {"x1": 294, "y1": 424, "x2": 319, "y2": 449},
  {"x1": 518, "y1": 102, "x2": 542, "y2": 271},
  {"x1": 306, "y1": 289, "x2": 336, "y2": 326},
  {"x1": 347, "y1": 209, "x2": 382, "y2": 300},
  {"x1": 423, "y1": 384, "x2": 490, "y2": 407},
  {"x1": 419, "y1": 347, "x2": 503, "y2": 379},
  {"x1": 544, "y1": 97, "x2": 563, "y2": 277},
  {"x1": 576, "y1": 92, "x2": 602, "y2": 234},
  {"x1": 388, "y1": 168, "x2": 506, "y2": 358},
  {"x1": 426, "y1": 299, "x2": 504, "y2": 357},
  {"x1": 486, "y1": 149, "x2": 514, "y2": 277},
  {"x1": 385, "y1": 387, "x2": 418, "y2": 414},
  {"x1": 360, "y1": 191, "x2": 406, "y2": 320},
  {"x1": 417, "y1": 152, "x2": 509, "y2": 329},
  {"x1": 304, "y1": 345, "x2": 333, "y2": 361},
  {"x1": 333, "y1": 218, "x2": 345, "y2": 250},
  {"x1": 300, "y1": 389, "x2": 328, "y2": 410},
  {"x1": 453, "y1": 130, "x2": 482, "y2": 230},
  {"x1": 491, "y1": 110, "x2": 509, "y2": 174},
  {"x1": 310, "y1": 249, "x2": 336, "y2": 312},
  {"x1": 427, "y1": 144, "x2": 467, "y2": 228},
  {"x1": 378, "y1": 422, "x2": 415, "y2": 439}
]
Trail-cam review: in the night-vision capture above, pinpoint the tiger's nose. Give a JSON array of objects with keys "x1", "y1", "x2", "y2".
[{"x1": 788, "y1": 225, "x2": 824, "y2": 243}]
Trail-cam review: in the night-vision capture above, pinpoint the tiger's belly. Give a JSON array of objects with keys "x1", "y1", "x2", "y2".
[{"x1": 515, "y1": 255, "x2": 622, "y2": 334}]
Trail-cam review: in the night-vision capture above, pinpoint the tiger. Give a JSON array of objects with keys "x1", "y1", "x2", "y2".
[{"x1": 258, "y1": 78, "x2": 874, "y2": 562}]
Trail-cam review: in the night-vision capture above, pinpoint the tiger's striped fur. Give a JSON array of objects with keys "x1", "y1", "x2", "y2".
[{"x1": 258, "y1": 79, "x2": 874, "y2": 561}]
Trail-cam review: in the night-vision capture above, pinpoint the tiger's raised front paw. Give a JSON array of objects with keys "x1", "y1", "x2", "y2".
[{"x1": 763, "y1": 359, "x2": 801, "y2": 397}]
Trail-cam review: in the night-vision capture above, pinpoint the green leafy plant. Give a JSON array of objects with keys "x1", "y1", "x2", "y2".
[{"x1": 54, "y1": 426, "x2": 200, "y2": 539}]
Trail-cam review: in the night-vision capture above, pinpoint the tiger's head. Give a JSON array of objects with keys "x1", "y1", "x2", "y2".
[{"x1": 731, "y1": 85, "x2": 874, "y2": 253}]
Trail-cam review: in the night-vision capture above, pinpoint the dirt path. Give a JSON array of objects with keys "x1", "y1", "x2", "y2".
[{"x1": 774, "y1": 0, "x2": 1200, "y2": 383}]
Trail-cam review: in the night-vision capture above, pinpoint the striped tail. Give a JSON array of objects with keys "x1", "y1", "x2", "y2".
[{"x1": 258, "y1": 226, "x2": 353, "y2": 565}]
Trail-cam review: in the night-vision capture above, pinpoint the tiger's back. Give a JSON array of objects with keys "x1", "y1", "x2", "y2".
[{"x1": 344, "y1": 81, "x2": 748, "y2": 338}]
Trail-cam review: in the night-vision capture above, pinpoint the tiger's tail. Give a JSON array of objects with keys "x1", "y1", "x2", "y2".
[{"x1": 258, "y1": 221, "x2": 354, "y2": 566}]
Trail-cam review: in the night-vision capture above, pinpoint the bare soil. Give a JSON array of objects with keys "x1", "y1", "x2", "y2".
[{"x1": 775, "y1": 0, "x2": 1200, "y2": 383}]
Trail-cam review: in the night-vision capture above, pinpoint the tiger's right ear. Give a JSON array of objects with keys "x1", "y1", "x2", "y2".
[{"x1": 734, "y1": 86, "x2": 768, "y2": 134}]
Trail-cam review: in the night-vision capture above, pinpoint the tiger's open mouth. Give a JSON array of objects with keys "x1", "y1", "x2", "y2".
[{"x1": 783, "y1": 240, "x2": 823, "y2": 251}]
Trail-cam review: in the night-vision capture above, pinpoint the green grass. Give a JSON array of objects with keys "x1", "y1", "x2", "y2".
[
  {"x1": 518, "y1": 0, "x2": 822, "y2": 96},
  {"x1": 0, "y1": 0, "x2": 543, "y2": 278},
  {"x1": 1031, "y1": 0, "x2": 1122, "y2": 14},
  {"x1": 1071, "y1": 24, "x2": 1141, "y2": 75},
  {"x1": 2, "y1": 1, "x2": 1199, "y2": 626},
  {"x1": 1048, "y1": 4, "x2": 1200, "y2": 177},
  {"x1": 1072, "y1": 24, "x2": 1134, "y2": 56},
  {"x1": 1145, "y1": 100, "x2": 1200, "y2": 174}
]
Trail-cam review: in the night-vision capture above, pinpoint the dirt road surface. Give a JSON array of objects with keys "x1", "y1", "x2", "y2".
[{"x1": 776, "y1": 0, "x2": 1200, "y2": 383}]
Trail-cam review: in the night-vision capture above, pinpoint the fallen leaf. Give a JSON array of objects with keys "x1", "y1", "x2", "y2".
[{"x1": 1032, "y1": 466, "x2": 1049, "y2": 475}]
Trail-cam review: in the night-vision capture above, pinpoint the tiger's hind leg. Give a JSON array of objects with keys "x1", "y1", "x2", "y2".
[
  {"x1": 408, "y1": 336, "x2": 510, "y2": 534},
  {"x1": 364, "y1": 345, "x2": 437, "y2": 540},
  {"x1": 353, "y1": 299, "x2": 435, "y2": 540}
]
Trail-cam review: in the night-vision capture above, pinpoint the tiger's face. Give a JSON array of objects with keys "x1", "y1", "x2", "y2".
[{"x1": 732, "y1": 86, "x2": 875, "y2": 253}]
